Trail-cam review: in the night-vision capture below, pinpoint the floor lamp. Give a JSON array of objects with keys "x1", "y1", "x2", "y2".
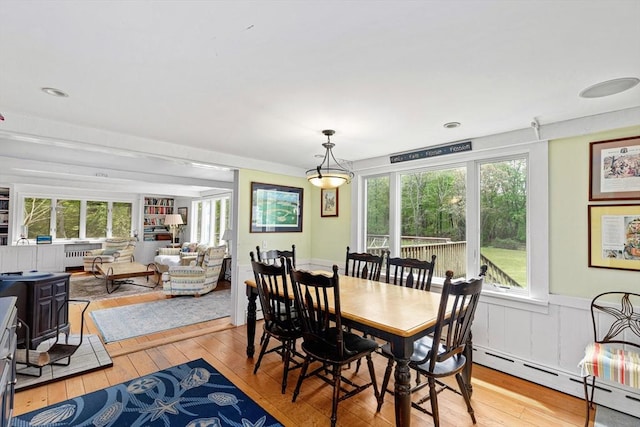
[
  {"x1": 222, "y1": 229, "x2": 232, "y2": 255},
  {"x1": 164, "y1": 214, "x2": 184, "y2": 244}
]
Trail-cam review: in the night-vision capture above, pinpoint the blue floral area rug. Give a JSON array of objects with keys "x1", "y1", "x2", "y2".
[{"x1": 11, "y1": 358, "x2": 284, "y2": 427}]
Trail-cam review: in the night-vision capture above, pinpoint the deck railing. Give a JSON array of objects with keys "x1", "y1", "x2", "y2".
[{"x1": 367, "y1": 235, "x2": 522, "y2": 286}]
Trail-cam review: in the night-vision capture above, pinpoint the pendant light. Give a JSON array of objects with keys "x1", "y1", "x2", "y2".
[{"x1": 306, "y1": 130, "x2": 354, "y2": 189}]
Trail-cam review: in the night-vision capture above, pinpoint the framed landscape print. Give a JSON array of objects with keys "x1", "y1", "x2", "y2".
[
  {"x1": 589, "y1": 136, "x2": 640, "y2": 201},
  {"x1": 250, "y1": 182, "x2": 303, "y2": 233},
  {"x1": 588, "y1": 204, "x2": 640, "y2": 271},
  {"x1": 321, "y1": 188, "x2": 338, "y2": 217}
]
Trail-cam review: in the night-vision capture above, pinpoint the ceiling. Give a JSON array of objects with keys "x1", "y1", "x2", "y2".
[{"x1": 1, "y1": 0, "x2": 639, "y2": 175}]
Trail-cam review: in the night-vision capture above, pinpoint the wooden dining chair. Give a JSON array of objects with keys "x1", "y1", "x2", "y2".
[
  {"x1": 250, "y1": 255, "x2": 303, "y2": 393},
  {"x1": 376, "y1": 270, "x2": 484, "y2": 427},
  {"x1": 288, "y1": 262, "x2": 379, "y2": 427},
  {"x1": 344, "y1": 246, "x2": 384, "y2": 281},
  {"x1": 386, "y1": 254, "x2": 437, "y2": 290},
  {"x1": 256, "y1": 244, "x2": 296, "y2": 272}
]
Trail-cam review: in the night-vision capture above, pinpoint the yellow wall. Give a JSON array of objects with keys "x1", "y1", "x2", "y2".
[
  {"x1": 309, "y1": 183, "x2": 352, "y2": 266},
  {"x1": 549, "y1": 125, "x2": 640, "y2": 297},
  {"x1": 237, "y1": 169, "x2": 352, "y2": 266}
]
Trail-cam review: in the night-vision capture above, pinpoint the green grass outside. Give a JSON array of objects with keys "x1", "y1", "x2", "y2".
[{"x1": 480, "y1": 247, "x2": 527, "y2": 287}]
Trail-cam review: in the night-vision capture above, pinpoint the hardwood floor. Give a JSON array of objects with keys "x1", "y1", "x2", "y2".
[{"x1": 13, "y1": 283, "x2": 590, "y2": 426}]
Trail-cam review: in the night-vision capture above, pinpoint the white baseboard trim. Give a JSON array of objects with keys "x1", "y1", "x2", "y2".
[{"x1": 473, "y1": 345, "x2": 640, "y2": 418}]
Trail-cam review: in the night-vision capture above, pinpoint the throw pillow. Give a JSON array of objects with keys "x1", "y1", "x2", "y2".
[{"x1": 101, "y1": 248, "x2": 118, "y2": 256}]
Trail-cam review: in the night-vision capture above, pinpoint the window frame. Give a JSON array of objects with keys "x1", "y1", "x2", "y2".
[
  {"x1": 354, "y1": 140, "x2": 549, "y2": 305},
  {"x1": 18, "y1": 194, "x2": 135, "y2": 242}
]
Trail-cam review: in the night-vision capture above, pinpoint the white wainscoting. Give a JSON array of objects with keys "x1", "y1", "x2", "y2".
[
  {"x1": 473, "y1": 294, "x2": 640, "y2": 418},
  {"x1": 0, "y1": 245, "x2": 65, "y2": 272}
]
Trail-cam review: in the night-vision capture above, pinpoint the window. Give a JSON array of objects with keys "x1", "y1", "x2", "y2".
[
  {"x1": 22, "y1": 196, "x2": 132, "y2": 240},
  {"x1": 400, "y1": 167, "x2": 466, "y2": 279},
  {"x1": 192, "y1": 195, "x2": 231, "y2": 245},
  {"x1": 112, "y1": 202, "x2": 132, "y2": 238},
  {"x1": 365, "y1": 176, "x2": 389, "y2": 254},
  {"x1": 86, "y1": 201, "x2": 108, "y2": 238},
  {"x1": 24, "y1": 198, "x2": 51, "y2": 238},
  {"x1": 480, "y1": 158, "x2": 527, "y2": 290},
  {"x1": 358, "y1": 141, "x2": 548, "y2": 302}
]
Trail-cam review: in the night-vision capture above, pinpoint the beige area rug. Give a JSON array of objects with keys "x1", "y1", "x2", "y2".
[{"x1": 69, "y1": 274, "x2": 162, "y2": 301}]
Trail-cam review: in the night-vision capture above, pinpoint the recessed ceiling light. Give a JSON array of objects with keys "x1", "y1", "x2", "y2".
[
  {"x1": 443, "y1": 122, "x2": 461, "y2": 129},
  {"x1": 579, "y1": 77, "x2": 639, "y2": 98},
  {"x1": 41, "y1": 87, "x2": 69, "y2": 97}
]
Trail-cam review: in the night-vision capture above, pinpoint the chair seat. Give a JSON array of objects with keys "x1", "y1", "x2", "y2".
[
  {"x1": 580, "y1": 342, "x2": 640, "y2": 389},
  {"x1": 381, "y1": 335, "x2": 437, "y2": 364},
  {"x1": 302, "y1": 328, "x2": 379, "y2": 364}
]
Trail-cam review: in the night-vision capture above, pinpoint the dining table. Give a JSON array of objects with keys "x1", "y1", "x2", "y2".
[{"x1": 245, "y1": 272, "x2": 474, "y2": 427}]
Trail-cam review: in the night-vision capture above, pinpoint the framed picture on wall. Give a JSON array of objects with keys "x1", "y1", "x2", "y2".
[
  {"x1": 588, "y1": 204, "x2": 640, "y2": 271},
  {"x1": 250, "y1": 182, "x2": 303, "y2": 232},
  {"x1": 177, "y1": 207, "x2": 188, "y2": 225},
  {"x1": 589, "y1": 136, "x2": 640, "y2": 201},
  {"x1": 321, "y1": 188, "x2": 338, "y2": 217}
]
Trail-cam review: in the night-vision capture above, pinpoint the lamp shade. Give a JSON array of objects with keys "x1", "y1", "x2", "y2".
[
  {"x1": 306, "y1": 129, "x2": 353, "y2": 189},
  {"x1": 222, "y1": 229, "x2": 232, "y2": 241},
  {"x1": 164, "y1": 214, "x2": 183, "y2": 226}
]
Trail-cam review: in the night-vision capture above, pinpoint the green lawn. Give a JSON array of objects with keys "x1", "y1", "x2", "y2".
[{"x1": 480, "y1": 247, "x2": 527, "y2": 287}]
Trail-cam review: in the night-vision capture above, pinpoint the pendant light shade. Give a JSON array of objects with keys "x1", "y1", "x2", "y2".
[{"x1": 306, "y1": 130, "x2": 354, "y2": 189}]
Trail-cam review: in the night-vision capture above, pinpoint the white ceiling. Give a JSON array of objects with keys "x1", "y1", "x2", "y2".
[{"x1": 1, "y1": 0, "x2": 639, "y2": 174}]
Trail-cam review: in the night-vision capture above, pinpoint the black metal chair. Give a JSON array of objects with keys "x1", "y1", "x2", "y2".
[
  {"x1": 345, "y1": 246, "x2": 384, "y2": 281},
  {"x1": 386, "y1": 254, "x2": 437, "y2": 291},
  {"x1": 579, "y1": 292, "x2": 640, "y2": 427},
  {"x1": 256, "y1": 244, "x2": 296, "y2": 272},
  {"x1": 289, "y1": 262, "x2": 379, "y2": 427},
  {"x1": 376, "y1": 270, "x2": 484, "y2": 427},
  {"x1": 250, "y1": 254, "x2": 303, "y2": 393}
]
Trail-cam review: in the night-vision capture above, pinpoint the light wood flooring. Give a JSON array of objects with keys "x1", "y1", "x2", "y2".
[{"x1": 13, "y1": 281, "x2": 591, "y2": 426}]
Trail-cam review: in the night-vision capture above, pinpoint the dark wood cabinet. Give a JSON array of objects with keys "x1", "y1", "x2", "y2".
[
  {"x1": 30, "y1": 275, "x2": 70, "y2": 349},
  {"x1": 0, "y1": 297, "x2": 17, "y2": 427}
]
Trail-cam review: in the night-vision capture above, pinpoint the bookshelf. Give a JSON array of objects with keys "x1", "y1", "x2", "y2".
[
  {"x1": 143, "y1": 197, "x2": 174, "y2": 241},
  {"x1": 0, "y1": 187, "x2": 9, "y2": 246}
]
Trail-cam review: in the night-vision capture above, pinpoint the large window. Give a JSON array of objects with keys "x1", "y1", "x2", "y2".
[
  {"x1": 192, "y1": 195, "x2": 231, "y2": 246},
  {"x1": 23, "y1": 198, "x2": 51, "y2": 238},
  {"x1": 86, "y1": 201, "x2": 108, "y2": 238},
  {"x1": 22, "y1": 197, "x2": 132, "y2": 240},
  {"x1": 401, "y1": 167, "x2": 466, "y2": 279},
  {"x1": 359, "y1": 141, "x2": 548, "y2": 301},
  {"x1": 480, "y1": 158, "x2": 527, "y2": 289}
]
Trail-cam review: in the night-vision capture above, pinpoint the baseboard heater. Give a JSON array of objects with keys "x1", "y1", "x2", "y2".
[{"x1": 64, "y1": 243, "x2": 102, "y2": 268}]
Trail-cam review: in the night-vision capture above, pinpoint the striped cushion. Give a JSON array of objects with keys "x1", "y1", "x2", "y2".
[{"x1": 579, "y1": 342, "x2": 640, "y2": 388}]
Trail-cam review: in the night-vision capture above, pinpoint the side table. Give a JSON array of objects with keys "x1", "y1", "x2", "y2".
[{"x1": 220, "y1": 257, "x2": 232, "y2": 281}]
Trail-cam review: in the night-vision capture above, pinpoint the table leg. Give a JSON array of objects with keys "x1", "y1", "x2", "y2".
[
  {"x1": 394, "y1": 356, "x2": 412, "y2": 427},
  {"x1": 246, "y1": 286, "x2": 257, "y2": 358}
]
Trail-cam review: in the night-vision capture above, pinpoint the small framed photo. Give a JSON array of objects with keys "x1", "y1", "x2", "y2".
[
  {"x1": 589, "y1": 136, "x2": 640, "y2": 201},
  {"x1": 321, "y1": 188, "x2": 339, "y2": 217},
  {"x1": 588, "y1": 204, "x2": 640, "y2": 271},
  {"x1": 177, "y1": 207, "x2": 188, "y2": 225}
]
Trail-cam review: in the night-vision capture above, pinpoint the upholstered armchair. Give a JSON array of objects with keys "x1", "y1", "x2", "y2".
[
  {"x1": 161, "y1": 245, "x2": 226, "y2": 297},
  {"x1": 83, "y1": 238, "x2": 136, "y2": 272},
  {"x1": 154, "y1": 242, "x2": 207, "y2": 273}
]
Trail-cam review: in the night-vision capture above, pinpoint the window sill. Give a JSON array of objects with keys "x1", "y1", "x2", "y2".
[{"x1": 430, "y1": 279, "x2": 549, "y2": 314}]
